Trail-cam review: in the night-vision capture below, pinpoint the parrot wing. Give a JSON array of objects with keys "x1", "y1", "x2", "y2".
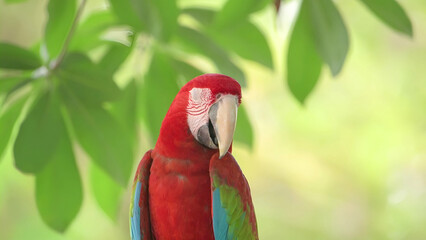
[
  {"x1": 130, "y1": 150, "x2": 153, "y2": 240},
  {"x1": 209, "y1": 153, "x2": 258, "y2": 240}
]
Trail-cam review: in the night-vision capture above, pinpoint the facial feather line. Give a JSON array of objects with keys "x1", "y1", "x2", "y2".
[{"x1": 187, "y1": 88, "x2": 213, "y2": 137}]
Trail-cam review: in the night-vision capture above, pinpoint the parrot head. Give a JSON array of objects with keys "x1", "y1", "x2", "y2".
[{"x1": 155, "y1": 74, "x2": 241, "y2": 160}]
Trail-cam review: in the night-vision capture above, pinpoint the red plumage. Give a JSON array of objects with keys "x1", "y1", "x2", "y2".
[
  {"x1": 131, "y1": 74, "x2": 257, "y2": 240},
  {"x1": 150, "y1": 74, "x2": 240, "y2": 239}
]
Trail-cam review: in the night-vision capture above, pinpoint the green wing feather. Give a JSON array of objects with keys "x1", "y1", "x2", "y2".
[{"x1": 210, "y1": 153, "x2": 258, "y2": 240}]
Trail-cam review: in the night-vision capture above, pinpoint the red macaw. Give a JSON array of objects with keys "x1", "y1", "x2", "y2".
[{"x1": 130, "y1": 74, "x2": 258, "y2": 240}]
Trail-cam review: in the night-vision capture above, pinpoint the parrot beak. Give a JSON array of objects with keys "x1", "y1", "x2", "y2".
[{"x1": 209, "y1": 95, "x2": 238, "y2": 159}]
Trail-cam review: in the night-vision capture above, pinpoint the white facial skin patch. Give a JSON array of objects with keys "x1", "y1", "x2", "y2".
[{"x1": 187, "y1": 88, "x2": 213, "y2": 138}]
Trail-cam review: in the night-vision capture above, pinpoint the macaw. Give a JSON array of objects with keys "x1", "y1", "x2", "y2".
[{"x1": 130, "y1": 74, "x2": 258, "y2": 240}]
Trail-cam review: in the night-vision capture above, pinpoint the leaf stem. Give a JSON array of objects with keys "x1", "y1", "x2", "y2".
[{"x1": 50, "y1": 0, "x2": 87, "y2": 70}]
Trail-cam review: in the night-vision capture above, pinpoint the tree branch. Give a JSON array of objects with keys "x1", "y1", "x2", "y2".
[{"x1": 50, "y1": 0, "x2": 87, "y2": 70}]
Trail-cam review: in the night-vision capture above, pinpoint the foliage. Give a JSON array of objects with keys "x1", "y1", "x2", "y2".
[{"x1": 0, "y1": 0, "x2": 412, "y2": 233}]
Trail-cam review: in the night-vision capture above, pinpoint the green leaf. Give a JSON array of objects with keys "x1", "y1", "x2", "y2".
[
  {"x1": 109, "y1": 0, "x2": 144, "y2": 31},
  {"x1": 210, "y1": 20, "x2": 273, "y2": 68},
  {"x1": 62, "y1": 93, "x2": 133, "y2": 187},
  {"x1": 90, "y1": 163, "x2": 123, "y2": 220},
  {"x1": 14, "y1": 90, "x2": 63, "y2": 173},
  {"x1": 214, "y1": 0, "x2": 272, "y2": 29},
  {"x1": 153, "y1": 0, "x2": 179, "y2": 41},
  {"x1": 184, "y1": 8, "x2": 272, "y2": 68},
  {"x1": 359, "y1": 0, "x2": 412, "y2": 36},
  {"x1": 0, "y1": 43, "x2": 42, "y2": 70},
  {"x1": 45, "y1": 0, "x2": 76, "y2": 59},
  {"x1": 183, "y1": 8, "x2": 216, "y2": 26},
  {"x1": 98, "y1": 41, "x2": 133, "y2": 76},
  {"x1": 0, "y1": 94, "x2": 29, "y2": 160},
  {"x1": 287, "y1": 0, "x2": 322, "y2": 104},
  {"x1": 130, "y1": 0, "x2": 179, "y2": 41},
  {"x1": 144, "y1": 50, "x2": 180, "y2": 140},
  {"x1": 5, "y1": 0, "x2": 29, "y2": 3},
  {"x1": 0, "y1": 77, "x2": 21, "y2": 94},
  {"x1": 69, "y1": 10, "x2": 116, "y2": 52},
  {"x1": 174, "y1": 26, "x2": 246, "y2": 87},
  {"x1": 307, "y1": 0, "x2": 349, "y2": 76},
  {"x1": 1, "y1": 77, "x2": 32, "y2": 105},
  {"x1": 0, "y1": 76, "x2": 30, "y2": 94},
  {"x1": 109, "y1": 79, "x2": 138, "y2": 142},
  {"x1": 234, "y1": 105, "x2": 254, "y2": 149},
  {"x1": 171, "y1": 59, "x2": 204, "y2": 82},
  {"x1": 137, "y1": 82, "x2": 147, "y2": 123},
  {"x1": 35, "y1": 123, "x2": 82, "y2": 232},
  {"x1": 58, "y1": 53, "x2": 120, "y2": 106}
]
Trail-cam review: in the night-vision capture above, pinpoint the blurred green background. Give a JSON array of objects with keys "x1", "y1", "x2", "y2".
[{"x1": 1, "y1": 0, "x2": 426, "y2": 239}]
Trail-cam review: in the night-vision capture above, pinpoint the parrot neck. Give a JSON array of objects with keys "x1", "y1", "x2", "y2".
[{"x1": 154, "y1": 92, "x2": 217, "y2": 161}]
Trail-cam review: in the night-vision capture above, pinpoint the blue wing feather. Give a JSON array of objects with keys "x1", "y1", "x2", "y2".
[
  {"x1": 131, "y1": 181, "x2": 142, "y2": 240},
  {"x1": 129, "y1": 150, "x2": 153, "y2": 240},
  {"x1": 213, "y1": 189, "x2": 230, "y2": 239}
]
